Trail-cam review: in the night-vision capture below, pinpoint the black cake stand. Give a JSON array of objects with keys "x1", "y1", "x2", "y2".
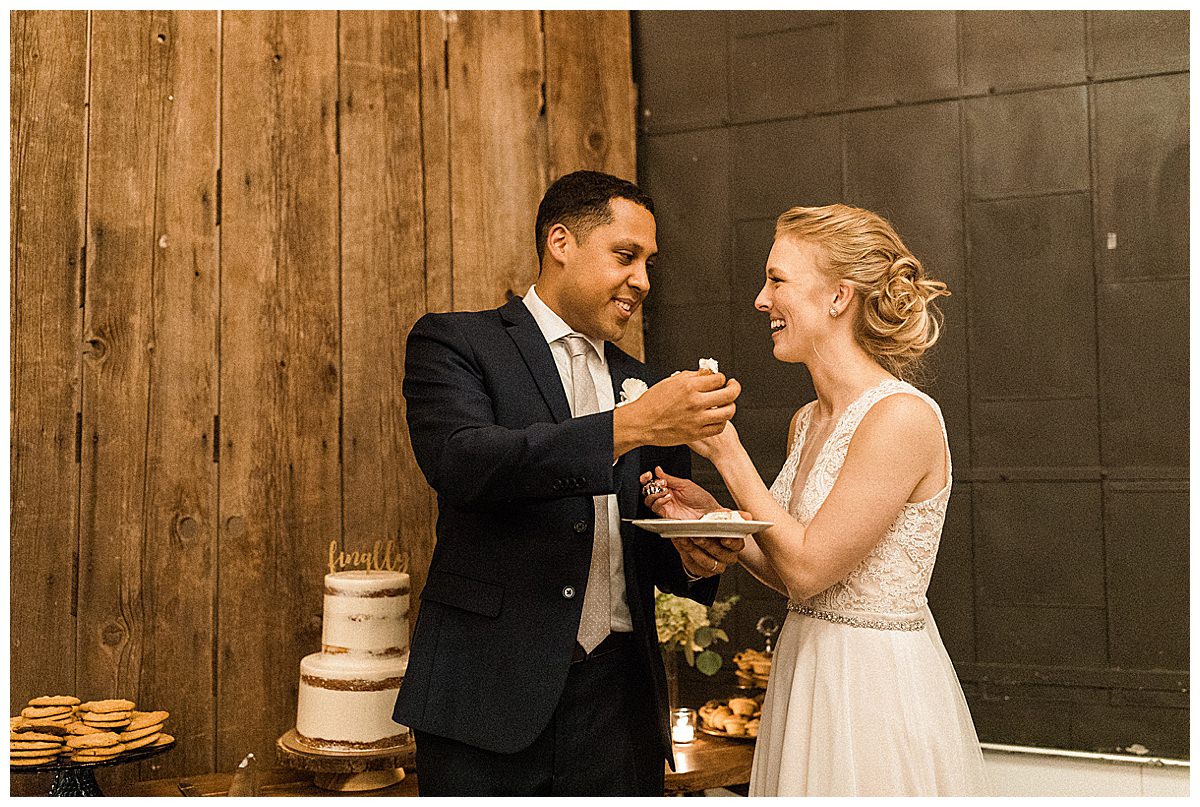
[{"x1": 11, "y1": 739, "x2": 176, "y2": 797}]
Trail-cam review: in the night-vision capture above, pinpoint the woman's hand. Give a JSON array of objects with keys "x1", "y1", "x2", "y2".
[
  {"x1": 640, "y1": 465, "x2": 754, "y2": 578},
  {"x1": 640, "y1": 466, "x2": 720, "y2": 519},
  {"x1": 688, "y1": 420, "x2": 742, "y2": 461},
  {"x1": 672, "y1": 535, "x2": 745, "y2": 577}
]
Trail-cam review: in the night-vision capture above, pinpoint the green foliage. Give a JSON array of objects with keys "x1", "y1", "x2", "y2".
[
  {"x1": 695, "y1": 650, "x2": 722, "y2": 676},
  {"x1": 654, "y1": 589, "x2": 740, "y2": 676}
]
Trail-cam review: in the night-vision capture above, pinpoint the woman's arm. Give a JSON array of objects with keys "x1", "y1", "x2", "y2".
[
  {"x1": 697, "y1": 394, "x2": 945, "y2": 603},
  {"x1": 642, "y1": 407, "x2": 807, "y2": 598},
  {"x1": 730, "y1": 534, "x2": 788, "y2": 597},
  {"x1": 724, "y1": 405, "x2": 806, "y2": 597}
]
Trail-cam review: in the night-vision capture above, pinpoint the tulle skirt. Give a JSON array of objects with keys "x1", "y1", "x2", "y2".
[{"x1": 749, "y1": 606, "x2": 988, "y2": 796}]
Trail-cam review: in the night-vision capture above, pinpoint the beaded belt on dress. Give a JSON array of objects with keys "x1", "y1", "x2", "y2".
[{"x1": 786, "y1": 601, "x2": 925, "y2": 632}]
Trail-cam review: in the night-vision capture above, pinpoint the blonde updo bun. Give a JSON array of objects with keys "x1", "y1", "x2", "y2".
[{"x1": 775, "y1": 204, "x2": 950, "y2": 383}]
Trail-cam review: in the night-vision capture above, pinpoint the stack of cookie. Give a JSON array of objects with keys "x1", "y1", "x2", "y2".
[
  {"x1": 65, "y1": 731, "x2": 126, "y2": 763},
  {"x1": 75, "y1": 699, "x2": 137, "y2": 732},
  {"x1": 118, "y1": 710, "x2": 172, "y2": 752},
  {"x1": 18, "y1": 695, "x2": 80, "y2": 727},
  {"x1": 10, "y1": 696, "x2": 174, "y2": 767},
  {"x1": 11, "y1": 718, "x2": 68, "y2": 767}
]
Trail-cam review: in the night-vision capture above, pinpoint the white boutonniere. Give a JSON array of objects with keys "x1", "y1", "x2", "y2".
[{"x1": 617, "y1": 377, "x2": 649, "y2": 406}]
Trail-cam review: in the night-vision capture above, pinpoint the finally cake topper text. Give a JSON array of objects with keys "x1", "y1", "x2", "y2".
[{"x1": 327, "y1": 540, "x2": 410, "y2": 576}]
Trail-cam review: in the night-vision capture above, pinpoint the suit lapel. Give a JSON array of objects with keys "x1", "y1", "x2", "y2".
[
  {"x1": 501, "y1": 297, "x2": 572, "y2": 423},
  {"x1": 498, "y1": 306, "x2": 645, "y2": 516}
]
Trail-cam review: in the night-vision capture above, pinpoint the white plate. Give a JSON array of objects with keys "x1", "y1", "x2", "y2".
[{"x1": 630, "y1": 518, "x2": 772, "y2": 538}]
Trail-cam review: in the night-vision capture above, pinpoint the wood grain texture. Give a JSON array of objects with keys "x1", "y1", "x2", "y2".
[
  {"x1": 10, "y1": 10, "x2": 642, "y2": 788},
  {"x1": 416, "y1": 11, "x2": 454, "y2": 609},
  {"x1": 9, "y1": 7, "x2": 87, "y2": 699},
  {"x1": 338, "y1": 10, "x2": 435, "y2": 627},
  {"x1": 543, "y1": 10, "x2": 643, "y2": 359},
  {"x1": 76, "y1": 11, "x2": 164, "y2": 789},
  {"x1": 111, "y1": 766, "x2": 421, "y2": 797},
  {"x1": 419, "y1": 11, "x2": 453, "y2": 315},
  {"x1": 217, "y1": 10, "x2": 341, "y2": 770},
  {"x1": 131, "y1": 11, "x2": 220, "y2": 780},
  {"x1": 9, "y1": 11, "x2": 88, "y2": 796},
  {"x1": 446, "y1": 10, "x2": 546, "y2": 312},
  {"x1": 664, "y1": 733, "x2": 754, "y2": 794}
]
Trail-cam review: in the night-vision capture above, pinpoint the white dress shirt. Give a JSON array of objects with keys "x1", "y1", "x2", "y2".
[{"x1": 523, "y1": 285, "x2": 633, "y2": 633}]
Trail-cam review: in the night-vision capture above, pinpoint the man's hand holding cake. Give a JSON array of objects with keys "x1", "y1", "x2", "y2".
[
  {"x1": 617, "y1": 358, "x2": 747, "y2": 578},
  {"x1": 612, "y1": 358, "x2": 739, "y2": 461}
]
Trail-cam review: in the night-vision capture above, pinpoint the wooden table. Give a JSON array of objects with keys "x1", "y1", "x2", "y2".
[
  {"x1": 111, "y1": 767, "x2": 422, "y2": 797},
  {"x1": 665, "y1": 733, "x2": 755, "y2": 794},
  {"x1": 109, "y1": 735, "x2": 753, "y2": 796}
]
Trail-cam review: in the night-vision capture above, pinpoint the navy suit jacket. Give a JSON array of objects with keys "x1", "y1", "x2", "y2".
[{"x1": 393, "y1": 297, "x2": 719, "y2": 764}]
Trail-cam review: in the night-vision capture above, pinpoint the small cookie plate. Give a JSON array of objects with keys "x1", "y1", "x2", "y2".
[{"x1": 698, "y1": 725, "x2": 756, "y2": 742}]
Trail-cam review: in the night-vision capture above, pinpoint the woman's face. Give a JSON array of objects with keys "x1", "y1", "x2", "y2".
[{"x1": 754, "y1": 237, "x2": 838, "y2": 363}]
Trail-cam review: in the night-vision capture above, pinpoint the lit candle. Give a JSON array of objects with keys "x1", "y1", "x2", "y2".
[{"x1": 671, "y1": 708, "x2": 696, "y2": 744}]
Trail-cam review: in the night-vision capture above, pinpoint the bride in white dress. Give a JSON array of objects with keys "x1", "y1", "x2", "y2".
[{"x1": 643, "y1": 204, "x2": 988, "y2": 796}]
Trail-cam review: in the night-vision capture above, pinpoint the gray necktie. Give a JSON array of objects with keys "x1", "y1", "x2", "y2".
[{"x1": 563, "y1": 335, "x2": 611, "y2": 653}]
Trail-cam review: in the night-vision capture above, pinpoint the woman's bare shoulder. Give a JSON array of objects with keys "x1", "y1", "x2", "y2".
[{"x1": 854, "y1": 392, "x2": 943, "y2": 461}]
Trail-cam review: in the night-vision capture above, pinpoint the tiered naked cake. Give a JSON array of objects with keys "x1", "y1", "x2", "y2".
[{"x1": 295, "y1": 571, "x2": 411, "y2": 751}]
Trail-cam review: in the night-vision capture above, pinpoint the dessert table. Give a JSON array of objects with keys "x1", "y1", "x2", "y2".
[
  {"x1": 108, "y1": 767, "x2": 421, "y2": 797},
  {"x1": 104, "y1": 733, "x2": 754, "y2": 796}
]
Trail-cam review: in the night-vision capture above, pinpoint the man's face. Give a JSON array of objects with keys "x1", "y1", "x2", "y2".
[{"x1": 550, "y1": 198, "x2": 657, "y2": 342}]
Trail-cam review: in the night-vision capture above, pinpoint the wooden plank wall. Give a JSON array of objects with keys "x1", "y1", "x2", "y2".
[{"x1": 10, "y1": 9, "x2": 638, "y2": 791}]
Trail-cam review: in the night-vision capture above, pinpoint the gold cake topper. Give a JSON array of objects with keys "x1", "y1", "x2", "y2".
[{"x1": 327, "y1": 539, "x2": 409, "y2": 576}]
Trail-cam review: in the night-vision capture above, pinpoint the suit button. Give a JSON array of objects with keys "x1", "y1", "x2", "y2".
[
  {"x1": 562, "y1": 586, "x2": 576, "y2": 599},
  {"x1": 573, "y1": 521, "x2": 588, "y2": 534}
]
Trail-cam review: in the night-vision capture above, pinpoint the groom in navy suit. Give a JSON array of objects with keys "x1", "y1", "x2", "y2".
[{"x1": 395, "y1": 171, "x2": 743, "y2": 795}]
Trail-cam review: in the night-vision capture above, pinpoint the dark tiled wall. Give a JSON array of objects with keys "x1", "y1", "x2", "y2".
[{"x1": 634, "y1": 10, "x2": 1188, "y2": 758}]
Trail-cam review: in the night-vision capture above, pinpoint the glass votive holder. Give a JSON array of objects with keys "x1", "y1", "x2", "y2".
[{"x1": 670, "y1": 707, "x2": 697, "y2": 744}]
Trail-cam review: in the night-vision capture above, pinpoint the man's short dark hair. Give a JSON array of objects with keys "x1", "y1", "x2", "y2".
[{"x1": 535, "y1": 171, "x2": 655, "y2": 263}]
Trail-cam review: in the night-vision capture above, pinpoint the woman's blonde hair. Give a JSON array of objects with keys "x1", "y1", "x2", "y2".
[{"x1": 775, "y1": 204, "x2": 950, "y2": 384}]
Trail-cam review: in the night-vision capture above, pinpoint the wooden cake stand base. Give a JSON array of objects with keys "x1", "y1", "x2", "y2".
[{"x1": 275, "y1": 729, "x2": 415, "y2": 792}]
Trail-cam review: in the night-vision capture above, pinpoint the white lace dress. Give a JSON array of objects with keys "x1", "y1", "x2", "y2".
[{"x1": 748, "y1": 380, "x2": 988, "y2": 796}]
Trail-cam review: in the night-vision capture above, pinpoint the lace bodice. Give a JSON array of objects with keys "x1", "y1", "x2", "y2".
[{"x1": 768, "y1": 380, "x2": 951, "y2": 618}]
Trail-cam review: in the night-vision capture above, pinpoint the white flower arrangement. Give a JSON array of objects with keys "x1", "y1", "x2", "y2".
[{"x1": 654, "y1": 588, "x2": 740, "y2": 676}]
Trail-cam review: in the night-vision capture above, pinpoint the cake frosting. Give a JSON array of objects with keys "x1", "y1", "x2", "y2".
[
  {"x1": 295, "y1": 570, "x2": 411, "y2": 751},
  {"x1": 700, "y1": 509, "x2": 746, "y2": 522}
]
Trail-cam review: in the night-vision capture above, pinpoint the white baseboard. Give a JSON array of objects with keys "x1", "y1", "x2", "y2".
[
  {"x1": 982, "y1": 744, "x2": 1190, "y2": 797},
  {"x1": 698, "y1": 745, "x2": 1191, "y2": 796}
]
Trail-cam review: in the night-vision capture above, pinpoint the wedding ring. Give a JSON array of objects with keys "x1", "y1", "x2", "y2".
[{"x1": 710, "y1": 558, "x2": 719, "y2": 573}]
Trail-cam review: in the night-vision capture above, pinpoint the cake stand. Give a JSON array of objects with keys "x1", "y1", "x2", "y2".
[
  {"x1": 275, "y1": 729, "x2": 415, "y2": 792},
  {"x1": 10, "y1": 739, "x2": 176, "y2": 797}
]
